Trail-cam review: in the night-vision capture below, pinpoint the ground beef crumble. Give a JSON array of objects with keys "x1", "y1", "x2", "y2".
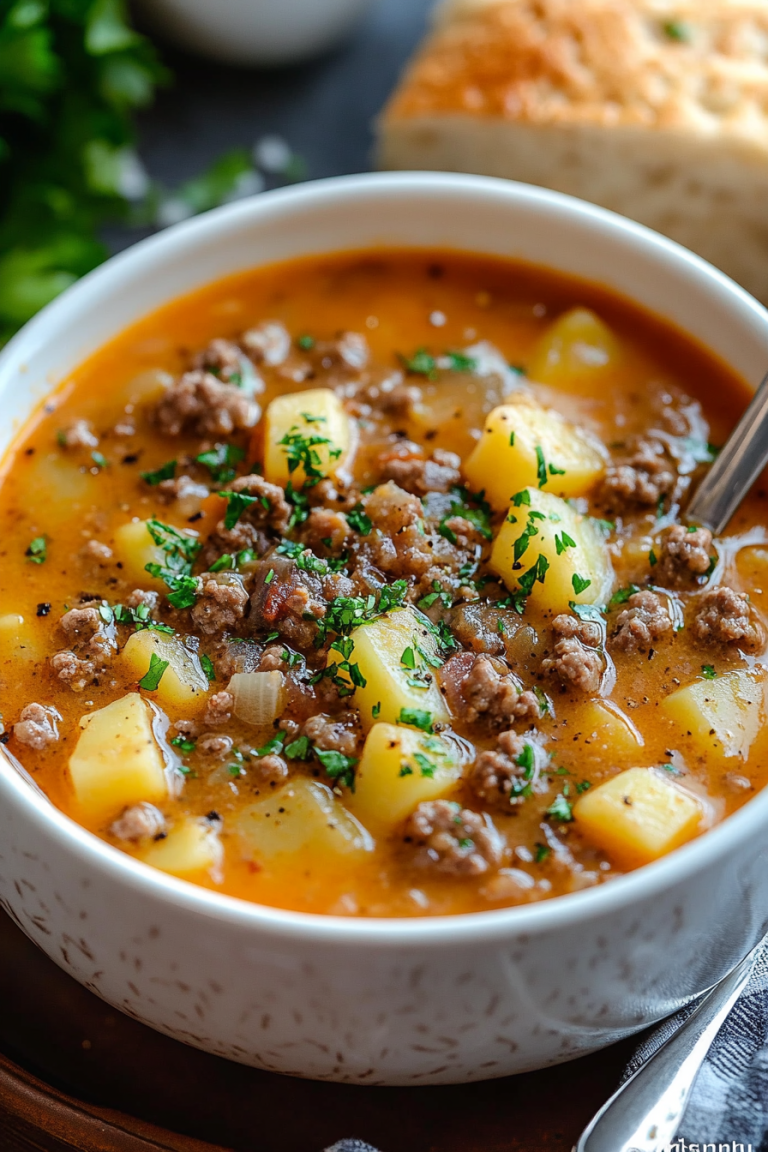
[
  {"x1": 542, "y1": 615, "x2": 603, "y2": 693},
  {"x1": 692, "y1": 586, "x2": 763, "y2": 651},
  {"x1": 612, "y1": 590, "x2": 672, "y2": 654},
  {"x1": 302, "y1": 711, "x2": 362, "y2": 758},
  {"x1": 191, "y1": 575, "x2": 249, "y2": 635},
  {"x1": 203, "y1": 691, "x2": 234, "y2": 727},
  {"x1": 441, "y1": 652, "x2": 541, "y2": 727},
  {"x1": 13, "y1": 703, "x2": 60, "y2": 749},
  {"x1": 657, "y1": 524, "x2": 714, "y2": 585},
  {"x1": 601, "y1": 436, "x2": 679, "y2": 509},
  {"x1": 404, "y1": 800, "x2": 504, "y2": 876},
  {"x1": 377, "y1": 441, "x2": 461, "y2": 496},
  {"x1": 110, "y1": 802, "x2": 166, "y2": 842},
  {"x1": 470, "y1": 730, "x2": 539, "y2": 808},
  {"x1": 154, "y1": 370, "x2": 260, "y2": 437}
]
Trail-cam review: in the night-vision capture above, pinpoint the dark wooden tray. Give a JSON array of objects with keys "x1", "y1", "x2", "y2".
[{"x1": 0, "y1": 907, "x2": 637, "y2": 1151}]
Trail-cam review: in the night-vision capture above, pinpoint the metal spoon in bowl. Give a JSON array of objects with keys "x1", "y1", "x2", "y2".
[
  {"x1": 687, "y1": 370, "x2": 768, "y2": 533},
  {"x1": 574, "y1": 940, "x2": 762, "y2": 1152},
  {"x1": 576, "y1": 371, "x2": 768, "y2": 1150}
]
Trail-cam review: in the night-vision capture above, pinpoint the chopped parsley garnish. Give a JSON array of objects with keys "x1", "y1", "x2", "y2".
[
  {"x1": 256, "y1": 735, "x2": 285, "y2": 757},
  {"x1": 200, "y1": 654, "x2": 216, "y2": 682},
  {"x1": 25, "y1": 535, "x2": 46, "y2": 564},
  {"x1": 279, "y1": 416, "x2": 335, "y2": 483},
  {"x1": 663, "y1": 19, "x2": 690, "y2": 41},
  {"x1": 535, "y1": 445, "x2": 547, "y2": 488},
  {"x1": 347, "y1": 504, "x2": 372, "y2": 536},
  {"x1": 400, "y1": 646, "x2": 416, "y2": 670},
  {"x1": 446, "y1": 350, "x2": 477, "y2": 373},
  {"x1": 264, "y1": 568, "x2": 275, "y2": 585},
  {"x1": 284, "y1": 735, "x2": 311, "y2": 760},
  {"x1": 285, "y1": 480, "x2": 310, "y2": 529},
  {"x1": 91, "y1": 450, "x2": 108, "y2": 469},
  {"x1": 575, "y1": 780, "x2": 592, "y2": 794},
  {"x1": 414, "y1": 752, "x2": 436, "y2": 778},
  {"x1": 592, "y1": 518, "x2": 615, "y2": 537},
  {"x1": 701, "y1": 664, "x2": 717, "y2": 680},
  {"x1": 220, "y1": 490, "x2": 260, "y2": 530},
  {"x1": 398, "y1": 708, "x2": 433, "y2": 732},
  {"x1": 281, "y1": 649, "x2": 301, "y2": 669},
  {"x1": 315, "y1": 748, "x2": 357, "y2": 789},
  {"x1": 141, "y1": 460, "x2": 177, "y2": 485},
  {"x1": 511, "y1": 489, "x2": 531, "y2": 507},
  {"x1": 511, "y1": 553, "x2": 549, "y2": 613},
  {"x1": 315, "y1": 581, "x2": 408, "y2": 648},
  {"x1": 297, "y1": 334, "x2": 315, "y2": 350},
  {"x1": 533, "y1": 685, "x2": 550, "y2": 714},
  {"x1": 661, "y1": 762, "x2": 681, "y2": 776},
  {"x1": 555, "y1": 532, "x2": 576, "y2": 555},
  {"x1": 546, "y1": 793, "x2": 573, "y2": 823},
  {"x1": 113, "y1": 602, "x2": 174, "y2": 635},
  {"x1": 171, "y1": 734, "x2": 197, "y2": 754},
  {"x1": 144, "y1": 566, "x2": 199, "y2": 609},
  {"x1": 609, "y1": 584, "x2": 640, "y2": 607},
  {"x1": 196, "y1": 443, "x2": 245, "y2": 485},
  {"x1": 399, "y1": 763, "x2": 413, "y2": 777},
  {"x1": 438, "y1": 485, "x2": 492, "y2": 544},
  {"x1": 138, "y1": 652, "x2": 169, "y2": 692},
  {"x1": 400, "y1": 348, "x2": 437, "y2": 378},
  {"x1": 569, "y1": 601, "x2": 605, "y2": 623},
  {"x1": 649, "y1": 548, "x2": 658, "y2": 567},
  {"x1": 534, "y1": 842, "x2": 550, "y2": 864},
  {"x1": 571, "y1": 573, "x2": 592, "y2": 595},
  {"x1": 209, "y1": 549, "x2": 256, "y2": 572},
  {"x1": 509, "y1": 431, "x2": 515, "y2": 447},
  {"x1": 515, "y1": 742, "x2": 535, "y2": 775},
  {"x1": 513, "y1": 511, "x2": 541, "y2": 563},
  {"x1": 372, "y1": 702, "x2": 381, "y2": 719},
  {"x1": 146, "y1": 519, "x2": 201, "y2": 576},
  {"x1": 418, "y1": 581, "x2": 453, "y2": 611}
]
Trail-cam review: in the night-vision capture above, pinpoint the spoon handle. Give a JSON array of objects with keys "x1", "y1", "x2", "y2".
[
  {"x1": 687, "y1": 371, "x2": 768, "y2": 535},
  {"x1": 574, "y1": 944, "x2": 760, "y2": 1152}
]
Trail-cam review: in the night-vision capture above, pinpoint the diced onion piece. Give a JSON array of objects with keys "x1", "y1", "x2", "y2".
[{"x1": 229, "y1": 670, "x2": 285, "y2": 726}]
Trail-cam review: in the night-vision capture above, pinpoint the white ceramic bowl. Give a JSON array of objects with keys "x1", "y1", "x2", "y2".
[
  {"x1": 2, "y1": 174, "x2": 768, "y2": 1086},
  {"x1": 135, "y1": 0, "x2": 376, "y2": 66}
]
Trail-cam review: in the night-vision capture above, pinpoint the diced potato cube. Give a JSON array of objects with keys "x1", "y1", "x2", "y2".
[
  {"x1": 69, "y1": 693, "x2": 167, "y2": 823},
  {"x1": 113, "y1": 520, "x2": 169, "y2": 590},
  {"x1": 576, "y1": 699, "x2": 644, "y2": 756},
  {"x1": 234, "y1": 778, "x2": 374, "y2": 863},
  {"x1": 0, "y1": 613, "x2": 41, "y2": 665},
  {"x1": 120, "y1": 630, "x2": 209, "y2": 712},
  {"x1": 263, "y1": 388, "x2": 353, "y2": 486},
  {"x1": 331, "y1": 606, "x2": 450, "y2": 730},
  {"x1": 490, "y1": 487, "x2": 612, "y2": 613},
  {"x1": 575, "y1": 767, "x2": 704, "y2": 868},
  {"x1": 662, "y1": 668, "x2": 767, "y2": 761},
  {"x1": 463, "y1": 401, "x2": 605, "y2": 511},
  {"x1": 527, "y1": 308, "x2": 624, "y2": 394},
  {"x1": 140, "y1": 816, "x2": 222, "y2": 878},
  {"x1": 350, "y1": 723, "x2": 463, "y2": 832}
]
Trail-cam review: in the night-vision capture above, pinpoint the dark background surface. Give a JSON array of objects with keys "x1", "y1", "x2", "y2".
[{"x1": 0, "y1": 4, "x2": 636, "y2": 1149}]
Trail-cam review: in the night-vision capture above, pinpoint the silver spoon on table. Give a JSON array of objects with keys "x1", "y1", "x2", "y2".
[
  {"x1": 576, "y1": 369, "x2": 768, "y2": 1152},
  {"x1": 573, "y1": 941, "x2": 762, "y2": 1152}
]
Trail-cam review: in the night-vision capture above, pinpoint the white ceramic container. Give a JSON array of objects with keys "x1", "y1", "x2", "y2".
[
  {"x1": 136, "y1": 0, "x2": 376, "y2": 66},
  {"x1": 2, "y1": 174, "x2": 768, "y2": 1086}
]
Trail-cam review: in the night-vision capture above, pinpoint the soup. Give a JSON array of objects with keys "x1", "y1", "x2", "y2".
[{"x1": 1, "y1": 250, "x2": 765, "y2": 918}]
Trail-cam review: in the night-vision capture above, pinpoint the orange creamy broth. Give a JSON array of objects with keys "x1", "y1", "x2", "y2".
[{"x1": 0, "y1": 248, "x2": 766, "y2": 918}]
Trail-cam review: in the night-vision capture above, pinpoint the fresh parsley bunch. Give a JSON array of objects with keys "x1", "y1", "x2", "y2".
[{"x1": 0, "y1": 0, "x2": 168, "y2": 344}]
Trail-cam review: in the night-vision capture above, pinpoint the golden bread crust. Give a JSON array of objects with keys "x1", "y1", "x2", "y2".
[{"x1": 383, "y1": 0, "x2": 768, "y2": 137}]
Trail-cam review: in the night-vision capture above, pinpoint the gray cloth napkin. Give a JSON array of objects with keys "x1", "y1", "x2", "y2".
[{"x1": 323, "y1": 947, "x2": 768, "y2": 1152}]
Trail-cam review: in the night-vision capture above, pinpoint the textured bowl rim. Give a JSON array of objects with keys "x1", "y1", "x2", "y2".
[{"x1": 3, "y1": 170, "x2": 768, "y2": 946}]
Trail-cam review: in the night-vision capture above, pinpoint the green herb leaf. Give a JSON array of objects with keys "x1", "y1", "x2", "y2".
[
  {"x1": 446, "y1": 350, "x2": 477, "y2": 373},
  {"x1": 555, "y1": 531, "x2": 576, "y2": 555},
  {"x1": 571, "y1": 573, "x2": 592, "y2": 595},
  {"x1": 398, "y1": 708, "x2": 433, "y2": 732},
  {"x1": 141, "y1": 459, "x2": 177, "y2": 485},
  {"x1": 535, "y1": 445, "x2": 547, "y2": 488},
  {"x1": 196, "y1": 443, "x2": 245, "y2": 485},
  {"x1": 315, "y1": 748, "x2": 356, "y2": 789},
  {"x1": 609, "y1": 584, "x2": 640, "y2": 607},
  {"x1": 400, "y1": 348, "x2": 437, "y2": 378},
  {"x1": 200, "y1": 654, "x2": 215, "y2": 681},
  {"x1": 284, "y1": 735, "x2": 311, "y2": 760},
  {"x1": 25, "y1": 535, "x2": 46, "y2": 563},
  {"x1": 220, "y1": 490, "x2": 258, "y2": 530},
  {"x1": 546, "y1": 793, "x2": 573, "y2": 823},
  {"x1": 171, "y1": 734, "x2": 196, "y2": 754},
  {"x1": 347, "y1": 504, "x2": 372, "y2": 535},
  {"x1": 534, "y1": 842, "x2": 550, "y2": 863},
  {"x1": 701, "y1": 664, "x2": 717, "y2": 680},
  {"x1": 297, "y1": 334, "x2": 315, "y2": 350},
  {"x1": 138, "y1": 651, "x2": 169, "y2": 691}
]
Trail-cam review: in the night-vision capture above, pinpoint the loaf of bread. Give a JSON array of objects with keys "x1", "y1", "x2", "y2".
[{"x1": 378, "y1": 0, "x2": 768, "y2": 304}]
